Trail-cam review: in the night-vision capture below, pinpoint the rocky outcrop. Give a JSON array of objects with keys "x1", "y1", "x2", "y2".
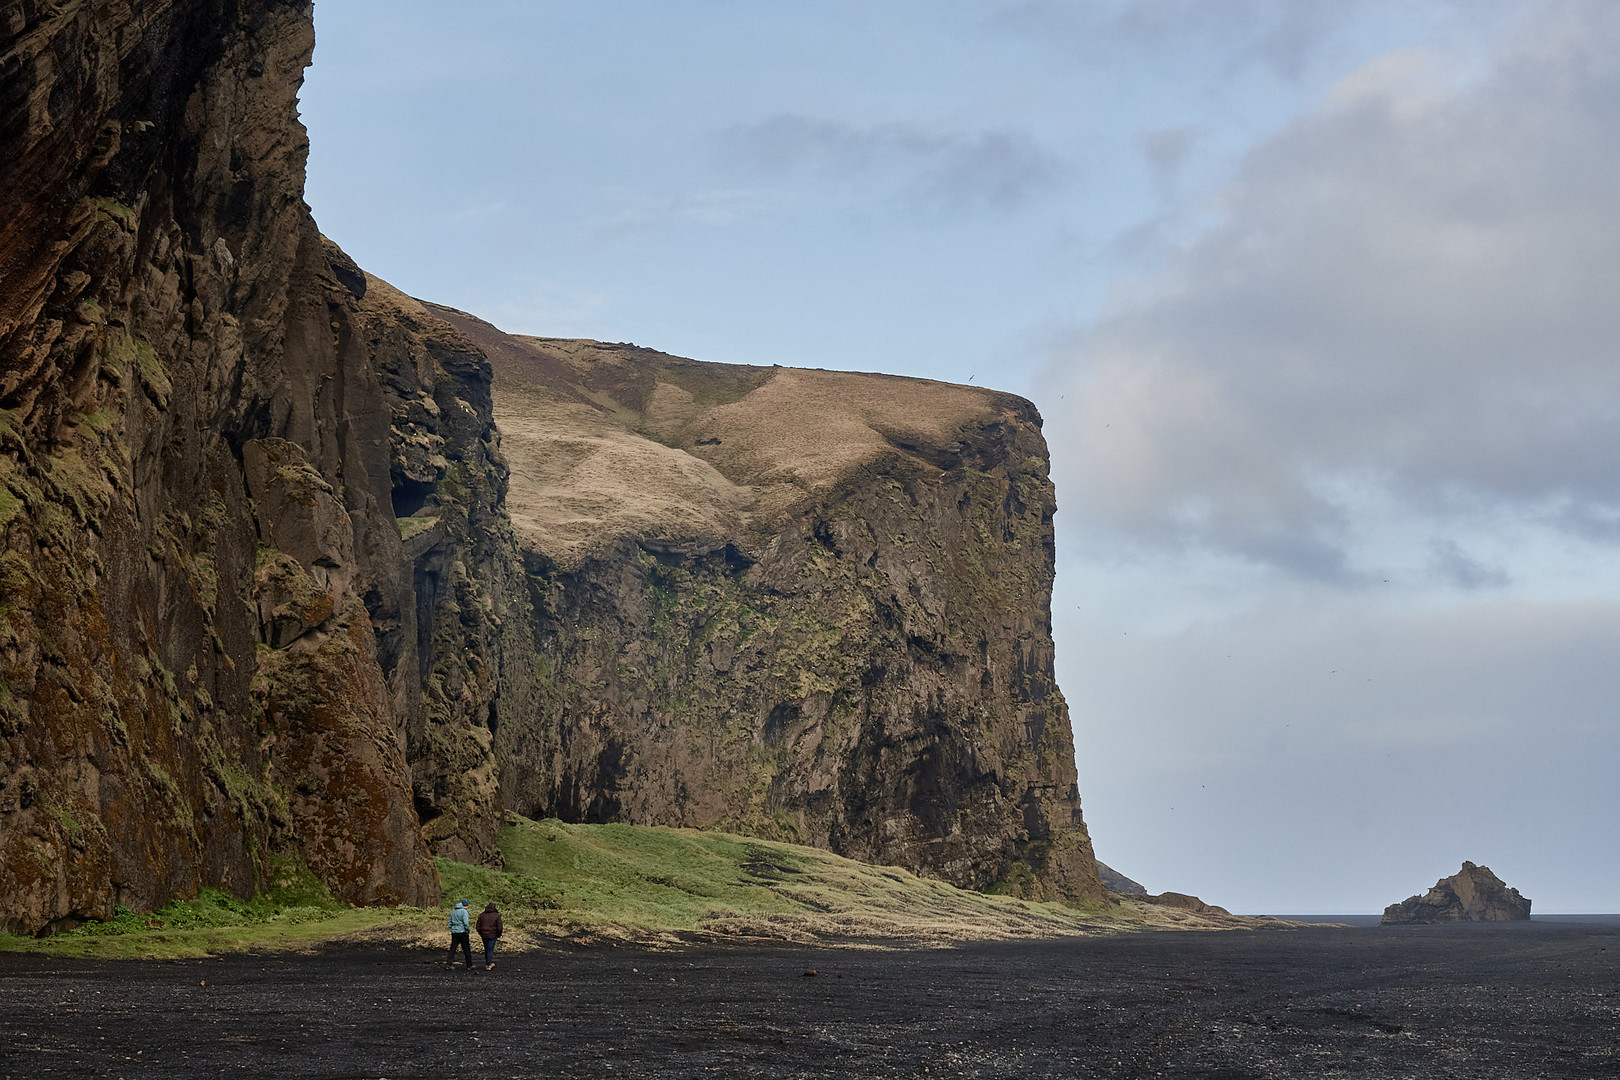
[
  {"x1": 1097, "y1": 861, "x2": 1148, "y2": 897},
  {"x1": 0, "y1": 0, "x2": 1102, "y2": 933},
  {"x1": 428, "y1": 318, "x2": 1103, "y2": 901},
  {"x1": 346, "y1": 277, "x2": 533, "y2": 871},
  {"x1": 1142, "y1": 891, "x2": 1230, "y2": 916},
  {"x1": 1381, "y1": 862, "x2": 1531, "y2": 924}
]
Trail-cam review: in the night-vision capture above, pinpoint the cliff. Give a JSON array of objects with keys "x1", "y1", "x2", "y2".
[
  {"x1": 0, "y1": 0, "x2": 1100, "y2": 935},
  {"x1": 1381, "y1": 862, "x2": 1531, "y2": 924},
  {"x1": 427, "y1": 315, "x2": 1101, "y2": 900},
  {"x1": 0, "y1": 0, "x2": 525, "y2": 933}
]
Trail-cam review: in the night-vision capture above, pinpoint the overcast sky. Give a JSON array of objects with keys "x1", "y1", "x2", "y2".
[{"x1": 304, "y1": 0, "x2": 1619, "y2": 913}]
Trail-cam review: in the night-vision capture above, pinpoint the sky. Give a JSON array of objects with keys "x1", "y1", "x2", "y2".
[{"x1": 302, "y1": 0, "x2": 1620, "y2": 913}]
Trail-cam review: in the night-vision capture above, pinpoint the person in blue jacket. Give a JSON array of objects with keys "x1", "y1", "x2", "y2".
[{"x1": 446, "y1": 899, "x2": 473, "y2": 969}]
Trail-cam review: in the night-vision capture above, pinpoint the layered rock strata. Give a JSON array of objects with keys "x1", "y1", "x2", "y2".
[{"x1": 1381, "y1": 862, "x2": 1531, "y2": 924}]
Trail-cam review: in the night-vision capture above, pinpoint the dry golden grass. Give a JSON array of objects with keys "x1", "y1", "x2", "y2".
[
  {"x1": 361, "y1": 273, "x2": 438, "y2": 321},
  {"x1": 492, "y1": 385, "x2": 751, "y2": 565},
  {"x1": 425, "y1": 308, "x2": 1028, "y2": 567},
  {"x1": 682, "y1": 366, "x2": 1000, "y2": 494}
]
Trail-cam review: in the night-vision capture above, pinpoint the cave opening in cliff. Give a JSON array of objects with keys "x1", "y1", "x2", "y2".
[{"x1": 391, "y1": 478, "x2": 436, "y2": 519}]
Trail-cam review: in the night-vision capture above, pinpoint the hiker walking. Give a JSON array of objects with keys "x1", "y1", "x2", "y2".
[
  {"x1": 476, "y1": 901, "x2": 504, "y2": 970},
  {"x1": 447, "y1": 898, "x2": 474, "y2": 969}
]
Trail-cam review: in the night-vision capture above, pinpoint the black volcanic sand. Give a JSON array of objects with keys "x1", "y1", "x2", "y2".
[{"x1": 2, "y1": 923, "x2": 1617, "y2": 1078}]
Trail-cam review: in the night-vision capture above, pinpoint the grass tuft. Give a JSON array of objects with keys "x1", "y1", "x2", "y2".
[{"x1": 397, "y1": 514, "x2": 440, "y2": 541}]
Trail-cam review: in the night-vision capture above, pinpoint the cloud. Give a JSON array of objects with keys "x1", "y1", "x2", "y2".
[
  {"x1": 721, "y1": 113, "x2": 1065, "y2": 212},
  {"x1": 1047, "y1": 4, "x2": 1620, "y2": 581},
  {"x1": 1061, "y1": 594, "x2": 1620, "y2": 909},
  {"x1": 1141, "y1": 126, "x2": 1200, "y2": 185},
  {"x1": 992, "y1": 0, "x2": 1400, "y2": 82},
  {"x1": 1067, "y1": 596, "x2": 1620, "y2": 773},
  {"x1": 589, "y1": 188, "x2": 775, "y2": 242},
  {"x1": 1428, "y1": 538, "x2": 1509, "y2": 590}
]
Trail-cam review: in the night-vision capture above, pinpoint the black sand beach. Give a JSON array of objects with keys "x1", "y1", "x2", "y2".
[{"x1": 2, "y1": 922, "x2": 1617, "y2": 1079}]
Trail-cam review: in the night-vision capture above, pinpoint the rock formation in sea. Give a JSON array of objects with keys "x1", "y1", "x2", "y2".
[
  {"x1": 0, "y1": 0, "x2": 1100, "y2": 935},
  {"x1": 1381, "y1": 862, "x2": 1532, "y2": 924}
]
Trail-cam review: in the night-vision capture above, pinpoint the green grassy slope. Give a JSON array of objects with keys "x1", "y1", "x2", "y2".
[
  {"x1": 429, "y1": 815, "x2": 1120, "y2": 947},
  {"x1": 0, "y1": 860, "x2": 395, "y2": 960},
  {"x1": 1, "y1": 815, "x2": 1247, "y2": 958}
]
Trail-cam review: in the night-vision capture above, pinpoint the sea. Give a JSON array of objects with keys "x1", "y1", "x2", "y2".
[{"x1": 1265, "y1": 913, "x2": 1620, "y2": 927}]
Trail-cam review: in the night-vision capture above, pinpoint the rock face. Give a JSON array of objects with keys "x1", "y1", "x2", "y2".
[
  {"x1": 0, "y1": 1, "x2": 524, "y2": 932},
  {"x1": 1097, "y1": 861, "x2": 1148, "y2": 897},
  {"x1": 1142, "y1": 891, "x2": 1230, "y2": 916},
  {"x1": 435, "y1": 317, "x2": 1102, "y2": 901},
  {"x1": 1381, "y1": 863, "x2": 1531, "y2": 924},
  {"x1": 0, "y1": 0, "x2": 1101, "y2": 933}
]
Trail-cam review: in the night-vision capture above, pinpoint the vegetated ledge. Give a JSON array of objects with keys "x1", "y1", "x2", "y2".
[{"x1": 0, "y1": 816, "x2": 1274, "y2": 959}]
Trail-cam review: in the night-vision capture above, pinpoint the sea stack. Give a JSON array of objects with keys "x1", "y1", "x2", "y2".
[{"x1": 1381, "y1": 862, "x2": 1532, "y2": 924}]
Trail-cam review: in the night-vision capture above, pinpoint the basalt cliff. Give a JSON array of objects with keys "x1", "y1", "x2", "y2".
[{"x1": 0, "y1": 0, "x2": 1100, "y2": 936}]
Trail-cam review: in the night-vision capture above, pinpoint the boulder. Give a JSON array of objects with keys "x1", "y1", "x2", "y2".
[{"x1": 1381, "y1": 862, "x2": 1531, "y2": 924}]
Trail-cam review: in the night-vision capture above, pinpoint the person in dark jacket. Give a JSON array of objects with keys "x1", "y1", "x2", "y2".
[
  {"x1": 475, "y1": 902, "x2": 504, "y2": 970},
  {"x1": 446, "y1": 899, "x2": 473, "y2": 969}
]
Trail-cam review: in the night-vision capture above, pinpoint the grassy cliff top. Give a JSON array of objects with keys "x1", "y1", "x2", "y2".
[{"x1": 425, "y1": 305, "x2": 1042, "y2": 567}]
